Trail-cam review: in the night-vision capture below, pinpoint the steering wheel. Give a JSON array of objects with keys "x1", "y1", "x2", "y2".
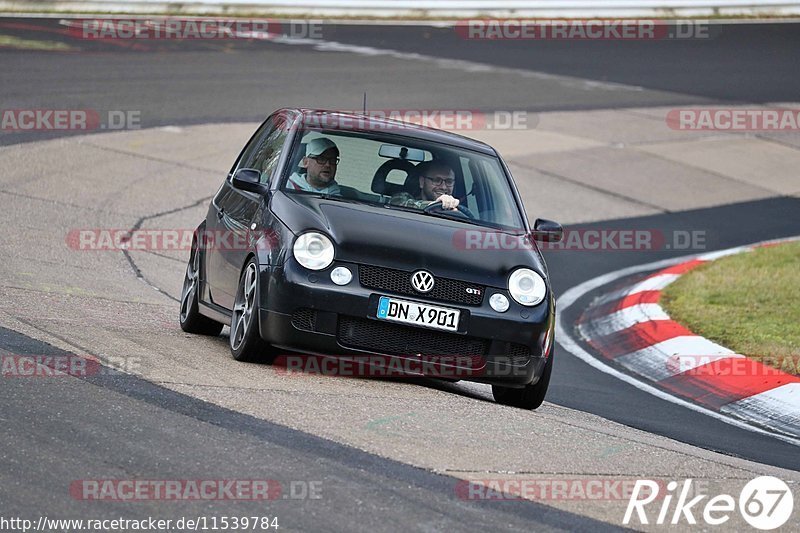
[{"x1": 423, "y1": 200, "x2": 476, "y2": 220}]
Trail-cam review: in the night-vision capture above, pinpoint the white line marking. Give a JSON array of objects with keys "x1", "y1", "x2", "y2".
[{"x1": 556, "y1": 240, "x2": 800, "y2": 447}]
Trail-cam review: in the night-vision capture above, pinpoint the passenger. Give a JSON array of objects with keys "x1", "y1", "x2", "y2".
[
  {"x1": 288, "y1": 137, "x2": 342, "y2": 195},
  {"x1": 390, "y1": 160, "x2": 459, "y2": 210}
]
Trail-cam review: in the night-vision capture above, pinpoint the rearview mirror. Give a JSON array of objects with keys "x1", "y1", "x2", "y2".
[
  {"x1": 378, "y1": 144, "x2": 425, "y2": 162},
  {"x1": 532, "y1": 218, "x2": 563, "y2": 243},
  {"x1": 231, "y1": 168, "x2": 268, "y2": 195}
]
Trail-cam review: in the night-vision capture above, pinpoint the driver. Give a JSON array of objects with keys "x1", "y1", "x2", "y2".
[{"x1": 389, "y1": 160, "x2": 459, "y2": 210}]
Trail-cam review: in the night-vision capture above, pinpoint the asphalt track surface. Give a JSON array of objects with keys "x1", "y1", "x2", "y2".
[
  {"x1": 549, "y1": 197, "x2": 800, "y2": 470},
  {"x1": 2, "y1": 17, "x2": 800, "y2": 529},
  {"x1": 2, "y1": 18, "x2": 799, "y2": 146},
  {"x1": 1, "y1": 326, "x2": 611, "y2": 531}
]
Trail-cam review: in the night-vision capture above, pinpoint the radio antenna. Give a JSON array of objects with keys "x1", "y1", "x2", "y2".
[{"x1": 362, "y1": 92, "x2": 367, "y2": 114}]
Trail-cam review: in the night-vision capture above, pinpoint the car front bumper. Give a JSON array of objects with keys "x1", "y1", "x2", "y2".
[{"x1": 257, "y1": 259, "x2": 553, "y2": 386}]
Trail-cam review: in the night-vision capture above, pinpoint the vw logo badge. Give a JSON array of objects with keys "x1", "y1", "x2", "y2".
[{"x1": 411, "y1": 270, "x2": 435, "y2": 293}]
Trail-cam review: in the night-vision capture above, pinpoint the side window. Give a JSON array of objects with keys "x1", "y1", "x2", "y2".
[
  {"x1": 237, "y1": 118, "x2": 289, "y2": 185},
  {"x1": 234, "y1": 120, "x2": 271, "y2": 174},
  {"x1": 252, "y1": 122, "x2": 288, "y2": 185},
  {"x1": 477, "y1": 158, "x2": 521, "y2": 227}
]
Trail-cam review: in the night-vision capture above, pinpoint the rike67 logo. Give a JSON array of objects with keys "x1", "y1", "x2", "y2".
[{"x1": 624, "y1": 477, "x2": 794, "y2": 529}]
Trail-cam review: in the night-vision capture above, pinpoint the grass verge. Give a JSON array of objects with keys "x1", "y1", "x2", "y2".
[{"x1": 660, "y1": 241, "x2": 800, "y2": 375}]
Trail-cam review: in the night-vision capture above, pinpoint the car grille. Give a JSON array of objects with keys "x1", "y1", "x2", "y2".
[
  {"x1": 337, "y1": 316, "x2": 488, "y2": 363},
  {"x1": 493, "y1": 341, "x2": 532, "y2": 366},
  {"x1": 291, "y1": 308, "x2": 317, "y2": 331},
  {"x1": 358, "y1": 265, "x2": 484, "y2": 306}
]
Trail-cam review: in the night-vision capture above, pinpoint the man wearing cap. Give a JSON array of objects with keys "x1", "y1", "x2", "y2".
[{"x1": 287, "y1": 137, "x2": 342, "y2": 195}]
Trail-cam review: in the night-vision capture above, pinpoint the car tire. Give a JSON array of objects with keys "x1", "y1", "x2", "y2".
[
  {"x1": 492, "y1": 351, "x2": 553, "y2": 410},
  {"x1": 230, "y1": 258, "x2": 276, "y2": 363},
  {"x1": 180, "y1": 234, "x2": 224, "y2": 336}
]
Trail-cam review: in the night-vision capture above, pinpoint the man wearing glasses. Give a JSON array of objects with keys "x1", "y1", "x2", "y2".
[
  {"x1": 390, "y1": 160, "x2": 460, "y2": 210},
  {"x1": 288, "y1": 137, "x2": 342, "y2": 195}
]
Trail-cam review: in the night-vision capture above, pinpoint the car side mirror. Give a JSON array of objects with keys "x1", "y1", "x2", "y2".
[
  {"x1": 532, "y1": 218, "x2": 563, "y2": 243},
  {"x1": 231, "y1": 168, "x2": 268, "y2": 195}
]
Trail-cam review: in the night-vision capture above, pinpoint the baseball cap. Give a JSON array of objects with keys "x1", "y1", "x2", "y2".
[{"x1": 305, "y1": 137, "x2": 339, "y2": 158}]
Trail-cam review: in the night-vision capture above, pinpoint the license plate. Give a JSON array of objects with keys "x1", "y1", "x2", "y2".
[{"x1": 377, "y1": 296, "x2": 460, "y2": 332}]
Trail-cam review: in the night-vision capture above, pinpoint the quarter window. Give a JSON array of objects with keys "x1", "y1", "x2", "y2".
[{"x1": 236, "y1": 117, "x2": 288, "y2": 185}]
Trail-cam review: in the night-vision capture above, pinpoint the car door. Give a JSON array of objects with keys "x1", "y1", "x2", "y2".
[{"x1": 205, "y1": 115, "x2": 288, "y2": 309}]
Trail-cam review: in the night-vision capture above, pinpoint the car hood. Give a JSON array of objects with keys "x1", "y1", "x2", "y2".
[{"x1": 270, "y1": 192, "x2": 546, "y2": 287}]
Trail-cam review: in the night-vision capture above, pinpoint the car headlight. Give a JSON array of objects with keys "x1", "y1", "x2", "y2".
[
  {"x1": 293, "y1": 232, "x2": 334, "y2": 271},
  {"x1": 508, "y1": 268, "x2": 547, "y2": 306}
]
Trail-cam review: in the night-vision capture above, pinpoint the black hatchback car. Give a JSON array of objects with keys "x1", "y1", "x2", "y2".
[{"x1": 180, "y1": 109, "x2": 563, "y2": 409}]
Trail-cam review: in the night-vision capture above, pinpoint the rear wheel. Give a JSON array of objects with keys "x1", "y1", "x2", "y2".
[
  {"x1": 179, "y1": 235, "x2": 224, "y2": 336},
  {"x1": 230, "y1": 258, "x2": 275, "y2": 363},
  {"x1": 492, "y1": 352, "x2": 553, "y2": 410}
]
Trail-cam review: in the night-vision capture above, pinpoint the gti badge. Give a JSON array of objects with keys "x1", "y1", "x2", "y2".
[{"x1": 411, "y1": 270, "x2": 435, "y2": 293}]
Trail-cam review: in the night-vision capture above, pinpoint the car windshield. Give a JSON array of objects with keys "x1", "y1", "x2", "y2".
[{"x1": 280, "y1": 127, "x2": 526, "y2": 230}]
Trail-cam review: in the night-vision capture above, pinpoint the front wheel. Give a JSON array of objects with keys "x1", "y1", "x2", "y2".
[
  {"x1": 230, "y1": 258, "x2": 275, "y2": 363},
  {"x1": 492, "y1": 352, "x2": 553, "y2": 410}
]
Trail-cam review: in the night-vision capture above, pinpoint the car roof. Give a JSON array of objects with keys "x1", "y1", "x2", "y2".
[{"x1": 276, "y1": 108, "x2": 497, "y2": 156}]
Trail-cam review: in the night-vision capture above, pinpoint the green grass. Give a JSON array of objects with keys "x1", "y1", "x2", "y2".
[{"x1": 660, "y1": 241, "x2": 800, "y2": 375}]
